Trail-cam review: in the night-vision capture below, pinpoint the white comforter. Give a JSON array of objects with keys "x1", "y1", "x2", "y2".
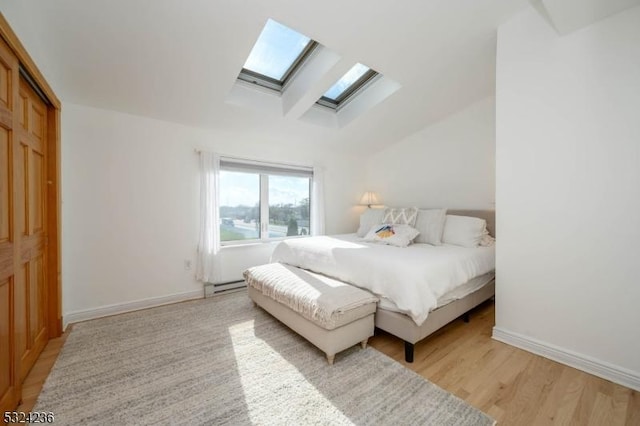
[{"x1": 270, "y1": 234, "x2": 495, "y2": 326}]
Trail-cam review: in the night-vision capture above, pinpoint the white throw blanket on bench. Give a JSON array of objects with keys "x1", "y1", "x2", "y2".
[{"x1": 244, "y1": 263, "x2": 378, "y2": 330}]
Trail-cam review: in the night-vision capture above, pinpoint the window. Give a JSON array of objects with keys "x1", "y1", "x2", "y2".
[
  {"x1": 219, "y1": 171, "x2": 260, "y2": 242},
  {"x1": 219, "y1": 159, "x2": 312, "y2": 244},
  {"x1": 238, "y1": 19, "x2": 318, "y2": 92},
  {"x1": 317, "y1": 63, "x2": 378, "y2": 110}
]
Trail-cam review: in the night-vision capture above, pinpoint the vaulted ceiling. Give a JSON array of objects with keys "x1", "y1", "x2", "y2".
[{"x1": 2, "y1": 0, "x2": 635, "y2": 153}]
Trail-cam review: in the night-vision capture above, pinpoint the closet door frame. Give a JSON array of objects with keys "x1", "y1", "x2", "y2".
[{"x1": 0, "y1": 13, "x2": 62, "y2": 339}]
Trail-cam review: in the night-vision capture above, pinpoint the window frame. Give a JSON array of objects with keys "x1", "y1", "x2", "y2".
[
  {"x1": 219, "y1": 158, "x2": 313, "y2": 246},
  {"x1": 238, "y1": 37, "x2": 319, "y2": 92},
  {"x1": 316, "y1": 68, "x2": 379, "y2": 110}
]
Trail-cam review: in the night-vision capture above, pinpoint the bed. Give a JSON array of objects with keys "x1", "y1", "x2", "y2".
[{"x1": 270, "y1": 209, "x2": 495, "y2": 362}]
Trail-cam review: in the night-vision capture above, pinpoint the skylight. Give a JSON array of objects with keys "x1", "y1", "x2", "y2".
[
  {"x1": 238, "y1": 19, "x2": 317, "y2": 91},
  {"x1": 317, "y1": 63, "x2": 378, "y2": 109}
]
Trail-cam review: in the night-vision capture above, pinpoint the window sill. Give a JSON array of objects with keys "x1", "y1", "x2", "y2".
[
  {"x1": 220, "y1": 236, "x2": 310, "y2": 249},
  {"x1": 220, "y1": 241, "x2": 274, "y2": 250}
]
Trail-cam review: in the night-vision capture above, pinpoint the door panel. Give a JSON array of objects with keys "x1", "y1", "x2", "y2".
[
  {"x1": 0, "y1": 33, "x2": 19, "y2": 413},
  {"x1": 0, "y1": 127, "x2": 9, "y2": 245},
  {"x1": 16, "y1": 78, "x2": 48, "y2": 383},
  {"x1": 32, "y1": 151, "x2": 44, "y2": 232},
  {"x1": 37, "y1": 257, "x2": 44, "y2": 324},
  {"x1": 0, "y1": 56, "x2": 10, "y2": 110},
  {"x1": 0, "y1": 278, "x2": 12, "y2": 399},
  {"x1": 29, "y1": 260, "x2": 38, "y2": 341},
  {"x1": 20, "y1": 142, "x2": 28, "y2": 236},
  {"x1": 18, "y1": 260, "x2": 33, "y2": 381},
  {"x1": 34, "y1": 256, "x2": 46, "y2": 338},
  {"x1": 14, "y1": 263, "x2": 27, "y2": 371},
  {"x1": 17, "y1": 90, "x2": 26, "y2": 128},
  {"x1": 30, "y1": 105, "x2": 43, "y2": 141}
]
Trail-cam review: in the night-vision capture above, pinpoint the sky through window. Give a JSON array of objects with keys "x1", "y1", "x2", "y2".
[
  {"x1": 219, "y1": 171, "x2": 309, "y2": 207},
  {"x1": 243, "y1": 19, "x2": 311, "y2": 81},
  {"x1": 323, "y1": 63, "x2": 371, "y2": 101}
]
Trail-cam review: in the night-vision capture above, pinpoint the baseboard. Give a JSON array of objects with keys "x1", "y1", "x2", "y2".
[
  {"x1": 63, "y1": 289, "x2": 204, "y2": 329},
  {"x1": 492, "y1": 327, "x2": 640, "y2": 391}
]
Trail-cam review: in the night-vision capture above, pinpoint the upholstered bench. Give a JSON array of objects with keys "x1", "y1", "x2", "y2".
[{"x1": 243, "y1": 263, "x2": 378, "y2": 365}]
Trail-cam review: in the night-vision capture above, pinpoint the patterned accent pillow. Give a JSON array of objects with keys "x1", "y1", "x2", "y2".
[
  {"x1": 382, "y1": 207, "x2": 419, "y2": 227},
  {"x1": 363, "y1": 224, "x2": 420, "y2": 247}
]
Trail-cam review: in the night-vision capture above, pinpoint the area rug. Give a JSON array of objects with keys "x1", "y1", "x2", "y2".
[{"x1": 35, "y1": 290, "x2": 495, "y2": 425}]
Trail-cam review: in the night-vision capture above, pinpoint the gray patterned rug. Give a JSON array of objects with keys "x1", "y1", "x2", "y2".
[{"x1": 35, "y1": 290, "x2": 495, "y2": 425}]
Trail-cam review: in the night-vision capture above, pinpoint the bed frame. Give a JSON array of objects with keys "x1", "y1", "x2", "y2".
[{"x1": 374, "y1": 209, "x2": 496, "y2": 363}]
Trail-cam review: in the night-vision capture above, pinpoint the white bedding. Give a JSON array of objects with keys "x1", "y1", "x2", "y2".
[
  {"x1": 377, "y1": 271, "x2": 495, "y2": 313},
  {"x1": 270, "y1": 234, "x2": 495, "y2": 326}
]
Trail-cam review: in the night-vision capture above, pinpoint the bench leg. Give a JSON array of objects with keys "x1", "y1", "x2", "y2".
[
  {"x1": 360, "y1": 339, "x2": 368, "y2": 349},
  {"x1": 326, "y1": 354, "x2": 335, "y2": 365}
]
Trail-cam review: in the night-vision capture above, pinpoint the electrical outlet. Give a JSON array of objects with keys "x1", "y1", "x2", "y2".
[{"x1": 184, "y1": 260, "x2": 192, "y2": 270}]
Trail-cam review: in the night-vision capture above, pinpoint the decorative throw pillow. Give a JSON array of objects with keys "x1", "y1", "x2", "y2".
[
  {"x1": 356, "y1": 208, "x2": 385, "y2": 237},
  {"x1": 364, "y1": 224, "x2": 420, "y2": 248},
  {"x1": 442, "y1": 215, "x2": 487, "y2": 248},
  {"x1": 414, "y1": 208, "x2": 447, "y2": 245},
  {"x1": 382, "y1": 207, "x2": 419, "y2": 227}
]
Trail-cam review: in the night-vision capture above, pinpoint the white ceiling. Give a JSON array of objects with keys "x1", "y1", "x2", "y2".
[
  {"x1": 540, "y1": 0, "x2": 640, "y2": 34},
  {"x1": 3, "y1": 0, "x2": 533, "y2": 153}
]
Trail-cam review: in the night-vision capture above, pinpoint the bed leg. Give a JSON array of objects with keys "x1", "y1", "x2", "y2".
[
  {"x1": 404, "y1": 342, "x2": 414, "y2": 363},
  {"x1": 326, "y1": 354, "x2": 335, "y2": 365},
  {"x1": 360, "y1": 339, "x2": 368, "y2": 349},
  {"x1": 463, "y1": 313, "x2": 470, "y2": 323}
]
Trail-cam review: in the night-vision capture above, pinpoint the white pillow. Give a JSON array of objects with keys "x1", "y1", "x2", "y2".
[
  {"x1": 356, "y1": 208, "x2": 385, "y2": 237},
  {"x1": 414, "y1": 208, "x2": 447, "y2": 245},
  {"x1": 382, "y1": 207, "x2": 419, "y2": 227},
  {"x1": 364, "y1": 224, "x2": 420, "y2": 248},
  {"x1": 442, "y1": 215, "x2": 487, "y2": 248}
]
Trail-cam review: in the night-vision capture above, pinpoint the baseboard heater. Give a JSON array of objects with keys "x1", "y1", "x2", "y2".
[{"x1": 204, "y1": 280, "x2": 245, "y2": 298}]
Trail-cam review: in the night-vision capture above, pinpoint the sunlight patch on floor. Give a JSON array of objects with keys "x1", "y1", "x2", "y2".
[{"x1": 228, "y1": 320, "x2": 354, "y2": 424}]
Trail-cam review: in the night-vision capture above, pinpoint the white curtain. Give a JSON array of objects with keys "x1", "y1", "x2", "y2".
[
  {"x1": 311, "y1": 166, "x2": 325, "y2": 236},
  {"x1": 196, "y1": 151, "x2": 221, "y2": 283}
]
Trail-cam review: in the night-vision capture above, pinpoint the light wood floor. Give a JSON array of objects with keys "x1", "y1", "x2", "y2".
[
  {"x1": 17, "y1": 301, "x2": 639, "y2": 425},
  {"x1": 370, "y1": 301, "x2": 640, "y2": 425}
]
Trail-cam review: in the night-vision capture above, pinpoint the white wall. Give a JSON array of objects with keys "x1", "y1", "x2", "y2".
[
  {"x1": 495, "y1": 5, "x2": 640, "y2": 389},
  {"x1": 62, "y1": 103, "x2": 365, "y2": 322},
  {"x1": 365, "y1": 96, "x2": 495, "y2": 209},
  {"x1": 0, "y1": 1, "x2": 61, "y2": 94}
]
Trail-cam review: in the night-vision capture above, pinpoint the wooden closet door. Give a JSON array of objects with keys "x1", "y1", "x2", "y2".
[
  {"x1": 15, "y1": 77, "x2": 48, "y2": 382},
  {"x1": 0, "y1": 34, "x2": 20, "y2": 413}
]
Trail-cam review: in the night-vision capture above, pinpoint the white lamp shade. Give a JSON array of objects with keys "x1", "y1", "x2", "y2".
[{"x1": 359, "y1": 191, "x2": 380, "y2": 207}]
